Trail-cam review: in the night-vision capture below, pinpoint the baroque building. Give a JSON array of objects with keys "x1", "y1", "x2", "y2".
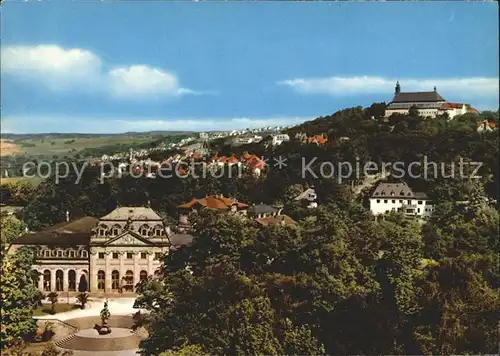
[
  {"x1": 385, "y1": 82, "x2": 473, "y2": 119},
  {"x1": 9, "y1": 207, "x2": 173, "y2": 295}
]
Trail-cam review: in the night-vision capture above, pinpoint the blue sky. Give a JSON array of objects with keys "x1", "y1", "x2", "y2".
[{"x1": 1, "y1": 1, "x2": 498, "y2": 134}]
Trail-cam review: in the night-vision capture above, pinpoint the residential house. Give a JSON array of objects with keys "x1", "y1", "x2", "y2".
[{"x1": 369, "y1": 182, "x2": 433, "y2": 217}]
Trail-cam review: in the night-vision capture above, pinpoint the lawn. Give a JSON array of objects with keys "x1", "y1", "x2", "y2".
[
  {"x1": 33, "y1": 303, "x2": 78, "y2": 316},
  {"x1": 0, "y1": 176, "x2": 44, "y2": 186}
]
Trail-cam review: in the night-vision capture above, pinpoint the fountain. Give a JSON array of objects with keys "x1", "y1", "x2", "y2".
[{"x1": 94, "y1": 300, "x2": 112, "y2": 335}]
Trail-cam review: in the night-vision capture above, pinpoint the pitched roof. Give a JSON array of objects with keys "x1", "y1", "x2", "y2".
[
  {"x1": 294, "y1": 188, "x2": 317, "y2": 201},
  {"x1": 371, "y1": 182, "x2": 428, "y2": 199},
  {"x1": 100, "y1": 207, "x2": 162, "y2": 221},
  {"x1": 372, "y1": 182, "x2": 414, "y2": 198},
  {"x1": 391, "y1": 91, "x2": 445, "y2": 103},
  {"x1": 248, "y1": 203, "x2": 277, "y2": 215},
  {"x1": 440, "y1": 102, "x2": 464, "y2": 110},
  {"x1": 255, "y1": 214, "x2": 296, "y2": 227},
  {"x1": 11, "y1": 216, "x2": 98, "y2": 246},
  {"x1": 177, "y1": 195, "x2": 248, "y2": 210},
  {"x1": 169, "y1": 233, "x2": 194, "y2": 249}
]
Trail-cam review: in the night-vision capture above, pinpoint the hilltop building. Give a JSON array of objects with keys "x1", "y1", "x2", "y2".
[
  {"x1": 385, "y1": 82, "x2": 472, "y2": 119},
  {"x1": 369, "y1": 182, "x2": 433, "y2": 218},
  {"x1": 8, "y1": 207, "x2": 187, "y2": 295}
]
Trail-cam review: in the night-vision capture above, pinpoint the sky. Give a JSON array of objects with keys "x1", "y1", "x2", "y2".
[{"x1": 1, "y1": 1, "x2": 498, "y2": 134}]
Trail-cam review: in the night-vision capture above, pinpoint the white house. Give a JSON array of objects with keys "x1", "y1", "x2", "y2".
[
  {"x1": 294, "y1": 188, "x2": 318, "y2": 208},
  {"x1": 369, "y1": 182, "x2": 433, "y2": 218},
  {"x1": 271, "y1": 134, "x2": 290, "y2": 146}
]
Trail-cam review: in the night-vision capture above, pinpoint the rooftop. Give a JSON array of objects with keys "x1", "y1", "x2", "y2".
[
  {"x1": 248, "y1": 203, "x2": 277, "y2": 215},
  {"x1": 371, "y1": 182, "x2": 429, "y2": 199},
  {"x1": 177, "y1": 195, "x2": 248, "y2": 210},
  {"x1": 100, "y1": 207, "x2": 163, "y2": 221},
  {"x1": 12, "y1": 216, "x2": 98, "y2": 246},
  {"x1": 392, "y1": 91, "x2": 445, "y2": 103},
  {"x1": 255, "y1": 214, "x2": 296, "y2": 227}
]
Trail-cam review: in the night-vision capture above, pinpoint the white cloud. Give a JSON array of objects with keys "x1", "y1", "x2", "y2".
[
  {"x1": 108, "y1": 65, "x2": 193, "y2": 98},
  {"x1": 2, "y1": 115, "x2": 311, "y2": 134},
  {"x1": 1, "y1": 44, "x2": 200, "y2": 99},
  {"x1": 1, "y1": 45, "x2": 102, "y2": 90},
  {"x1": 278, "y1": 75, "x2": 499, "y2": 99}
]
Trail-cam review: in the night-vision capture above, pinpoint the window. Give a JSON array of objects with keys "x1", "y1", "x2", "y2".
[
  {"x1": 44, "y1": 250, "x2": 50, "y2": 257},
  {"x1": 69, "y1": 250, "x2": 76, "y2": 258},
  {"x1": 111, "y1": 270, "x2": 120, "y2": 290},
  {"x1": 98, "y1": 252, "x2": 105, "y2": 259},
  {"x1": 55, "y1": 270, "x2": 64, "y2": 291},
  {"x1": 43, "y1": 270, "x2": 51, "y2": 291},
  {"x1": 57, "y1": 250, "x2": 63, "y2": 257},
  {"x1": 384, "y1": 200, "x2": 388, "y2": 203},
  {"x1": 418, "y1": 201, "x2": 423, "y2": 205},
  {"x1": 98, "y1": 228, "x2": 105, "y2": 237},
  {"x1": 140, "y1": 252, "x2": 147, "y2": 259},
  {"x1": 140, "y1": 270, "x2": 148, "y2": 281},
  {"x1": 418, "y1": 208, "x2": 421, "y2": 213},
  {"x1": 81, "y1": 250, "x2": 88, "y2": 258},
  {"x1": 112, "y1": 228, "x2": 119, "y2": 236},
  {"x1": 154, "y1": 252, "x2": 162, "y2": 260},
  {"x1": 127, "y1": 252, "x2": 133, "y2": 259},
  {"x1": 407, "y1": 200, "x2": 411, "y2": 205},
  {"x1": 112, "y1": 252, "x2": 119, "y2": 259},
  {"x1": 392, "y1": 200, "x2": 396, "y2": 204},
  {"x1": 399, "y1": 200, "x2": 403, "y2": 203},
  {"x1": 139, "y1": 225, "x2": 149, "y2": 236},
  {"x1": 97, "y1": 270, "x2": 105, "y2": 291},
  {"x1": 376, "y1": 199, "x2": 380, "y2": 203},
  {"x1": 68, "y1": 270, "x2": 76, "y2": 291}
]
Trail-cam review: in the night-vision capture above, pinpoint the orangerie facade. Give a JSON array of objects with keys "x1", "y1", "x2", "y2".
[{"x1": 8, "y1": 207, "x2": 186, "y2": 295}]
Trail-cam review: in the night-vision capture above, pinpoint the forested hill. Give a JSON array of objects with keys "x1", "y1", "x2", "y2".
[{"x1": 1, "y1": 105, "x2": 499, "y2": 355}]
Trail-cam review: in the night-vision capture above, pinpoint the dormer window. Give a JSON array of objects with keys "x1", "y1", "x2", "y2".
[
  {"x1": 57, "y1": 250, "x2": 63, "y2": 258},
  {"x1": 139, "y1": 225, "x2": 149, "y2": 236},
  {"x1": 112, "y1": 228, "x2": 119, "y2": 235},
  {"x1": 98, "y1": 228, "x2": 105, "y2": 237},
  {"x1": 390, "y1": 191, "x2": 395, "y2": 196},
  {"x1": 44, "y1": 250, "x2": 50, "y2": 257},
  {"x1": 69, "y1": 250, "x2": 76, "y2": 258},
  {"x1": 81, "y1": 250, "x2": 88, "y2": 258}
]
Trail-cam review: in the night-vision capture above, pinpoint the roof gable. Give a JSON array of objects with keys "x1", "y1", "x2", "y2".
[
  {"x1": 102, "y1": 231, "x2": 154, "y2": 246},
  {"x1": 392, "y1": 91, "x2": 445, "y2": 103}
]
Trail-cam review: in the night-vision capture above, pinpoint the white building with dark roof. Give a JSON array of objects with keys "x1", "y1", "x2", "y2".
[
  {"x1": 385, "y1": 82, "x2": 468, "y2": 119},
  {"x1": 369, "y1": 181, "x2": 433, "y2": 218}
]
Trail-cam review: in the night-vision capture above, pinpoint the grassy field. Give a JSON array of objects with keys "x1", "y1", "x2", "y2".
[
  {"x1": 0, "y1": 176, "x2": 44, "y2": 186},
  {"x1": 33, "y1": 303, "x2": 78, "y2": 316},
  {"x1": 5, "y1": 135, "x2": 154, "y2": 157}
]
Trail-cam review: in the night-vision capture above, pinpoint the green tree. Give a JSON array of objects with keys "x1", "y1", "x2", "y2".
[
  {"x1": 1, "y1": 247, "x2": 43, "y2": 350},
  {"x1": 46, "y1": 292, "x2": 59, "y2": 315}
]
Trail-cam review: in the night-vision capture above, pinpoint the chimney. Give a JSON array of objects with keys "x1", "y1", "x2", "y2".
[{"x1": 66, "y1": 211, "x2": 70, "y2": 222}]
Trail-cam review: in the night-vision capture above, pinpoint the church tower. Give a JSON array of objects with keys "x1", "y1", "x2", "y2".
[{"x1": 395, "y1": 81, "x2": 401, "y2": 94}]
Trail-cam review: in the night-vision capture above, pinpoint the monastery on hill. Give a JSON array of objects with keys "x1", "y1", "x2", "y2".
[{"x1": 385, "y1": 81, "x2": 477, "y2": 119}]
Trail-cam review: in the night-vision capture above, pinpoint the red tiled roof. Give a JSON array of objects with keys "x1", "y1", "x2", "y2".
[
  {"x1": 440, "y1": 102, "x2": 464, "y2": 110},
  {"x1": 177, "y1": 195, "x2": 248, "y2": 210}
]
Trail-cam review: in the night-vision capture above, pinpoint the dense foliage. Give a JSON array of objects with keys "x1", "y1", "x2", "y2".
[{"x1": 1, "y1": 107, "x2": 498, "y2": 354}]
